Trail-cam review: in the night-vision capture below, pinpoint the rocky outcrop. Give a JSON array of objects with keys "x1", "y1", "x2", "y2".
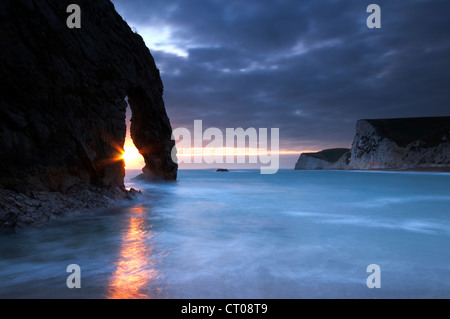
[
  {"x1": 295, "y1": 117, "x2": 450, "y2": 170},
  {"x1": 0, "y1": 0, "x2": 177, "y2": 228},
  {"x1": 295, "y1": 149, "x2": 350, "y2": 170},
  {"x1": 0, "y1": 186, "x2": 141, "y2": 229}
]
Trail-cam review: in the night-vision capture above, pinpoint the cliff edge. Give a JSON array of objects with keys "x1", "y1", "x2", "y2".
[
  {"x1": 0, "y1": 0, "x2": 177, "y2": 228},
  {"x1": 295, "y1": 117, "x2": 450, "y2": 171},
  {"x1": 295, "y1": 148, "x2": 350, "y2": 170}
]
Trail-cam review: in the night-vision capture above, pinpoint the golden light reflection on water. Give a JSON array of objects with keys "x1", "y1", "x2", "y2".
[{"x1": 107, "y1": 205, "x2": 166, "y2": 299}]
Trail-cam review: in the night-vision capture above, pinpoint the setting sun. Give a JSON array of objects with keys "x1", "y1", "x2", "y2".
[
  {"x1": 121, "y1": 144, "x2": 145, "y2": 169},
  {"x1": 122, "y1": 103, "x2": 145, "y2": 170}
]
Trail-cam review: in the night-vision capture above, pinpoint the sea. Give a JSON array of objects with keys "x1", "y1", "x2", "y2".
[{"x1": 1, "y1": 169, "x2": 450, "y2": 299}]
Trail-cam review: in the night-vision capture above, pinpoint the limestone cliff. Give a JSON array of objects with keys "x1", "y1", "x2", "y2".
[
  {"x1": 295, "y1": 117, "x2": 450, "y2": 171},
  {"x1": 0, "y1": 0, "x2": 177, "y2": 228},
  {"x1": 348, "y1": 117, "x2": 450, "y2": 169}
]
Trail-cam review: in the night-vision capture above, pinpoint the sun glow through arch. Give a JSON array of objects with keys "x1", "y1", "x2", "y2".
[
  {"x1": 122, "y1": 102, "x2": 145, "y2": 170},
  {"x1": 121, "y1": 145, "x2": 145, "y2": 169}
]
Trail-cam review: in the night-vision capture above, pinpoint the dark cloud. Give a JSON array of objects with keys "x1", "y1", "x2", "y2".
[{"x1": 112, "y1": 0, "x2": 450, "y2": 167}]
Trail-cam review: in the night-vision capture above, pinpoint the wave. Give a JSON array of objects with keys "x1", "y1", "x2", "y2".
[
  {"x1": 354, "y1": 195, "x2": 450, "y2": 208},
  {"x1": 281, "y1": 211, "x2": 450, "y2": 235}
]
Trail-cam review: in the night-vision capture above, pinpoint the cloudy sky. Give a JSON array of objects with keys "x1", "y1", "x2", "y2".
[{"x1": 112, "y1": 0, "x2": 450, "y2": 169}]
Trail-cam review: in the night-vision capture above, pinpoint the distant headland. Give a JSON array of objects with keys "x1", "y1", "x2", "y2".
[{"x1": 295, "y1": 117, "x2": 450, "y2": 171}]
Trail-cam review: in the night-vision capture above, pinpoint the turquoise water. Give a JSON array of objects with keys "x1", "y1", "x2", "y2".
[{"x1": 1, "y1": 170, "x2": 450, "y2": 298}]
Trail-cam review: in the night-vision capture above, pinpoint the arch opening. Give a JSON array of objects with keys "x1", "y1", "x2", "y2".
[
  {"x1": 123, "y1": 88, "x2": 178, "y2": 181},
  {"x1": 121, "y1": 99, "x2": 145, "y2": 171}
]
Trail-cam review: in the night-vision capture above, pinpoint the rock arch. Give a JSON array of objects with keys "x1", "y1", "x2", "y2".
[
  {"x1": 127, "y1": 87, "x2": 177, "y2": 181},
  {"x1": 0, "y1": 0, "x2": 177, "y2": 194}
]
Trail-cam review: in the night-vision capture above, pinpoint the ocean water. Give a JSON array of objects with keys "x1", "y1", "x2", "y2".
[{"x1": 1, "y1": 169, "x2": 450, "y2": 299}]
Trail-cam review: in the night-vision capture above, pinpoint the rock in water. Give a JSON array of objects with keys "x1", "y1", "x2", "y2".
[
  {"x1": 0, "y1": 0, "x2": 177, "y2": 228},
  {"x1": 295, "y1": 117, "x2": 450, "y2": 171},
  {"x1": 216, "y1": 169, "x2": 230, "y2": 172}
]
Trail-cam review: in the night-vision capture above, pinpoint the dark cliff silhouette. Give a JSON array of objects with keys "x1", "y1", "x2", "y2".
[{"x1": 0, "y1": 0, "x2": 177, "y2": 228}]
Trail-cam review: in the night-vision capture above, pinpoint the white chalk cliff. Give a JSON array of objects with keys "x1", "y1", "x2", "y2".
[{"x1": 295, "y1": 117, "x2": 450, "y2": 170}]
